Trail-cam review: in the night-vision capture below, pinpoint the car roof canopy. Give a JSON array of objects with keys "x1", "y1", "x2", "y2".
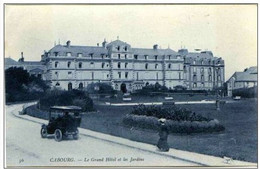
[{"x1": 50, "y1": 106, "x2": 82, "y2": 111}]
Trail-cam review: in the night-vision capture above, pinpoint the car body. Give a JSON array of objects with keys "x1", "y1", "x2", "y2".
[{"x1": 41, "y1": 106, "x2": 82, "y2": 142}]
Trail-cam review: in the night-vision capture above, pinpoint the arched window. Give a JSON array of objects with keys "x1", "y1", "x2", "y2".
[
  {"x1": 168, "y1": 64, "x2": 171, "y2": 69},
  {"x1": 155, "y1": 64, "x2": 158, "y2": 69},
  {"x1": 118, "y1": 62, "x2": 121, "y2": 69},
  {"x1": 67, "y1": 61, "x2": 71, "y2": 68},
  {"x1": 145, "y1": 63, "x2": 148, "y2": 69},
  {"x1": 79, "y1": 62, "x2": 82, "y2": 68},
  {"x1": 55, "y1": 82, "x2": 60, "y2": 86},
  {"x1": 79, "y1": 83, "x2": 83, "y2": 89},
  {"x1": 55, "y1": 62, "x2": 59, "y2": 68},
  {"x1": 68, "y1": 82, "x2": 72, "y2": 91}
]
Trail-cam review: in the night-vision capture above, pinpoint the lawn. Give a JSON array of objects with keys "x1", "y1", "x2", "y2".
[{"x1": 81, "y1": 98, "x2": 257, "y2": 163}]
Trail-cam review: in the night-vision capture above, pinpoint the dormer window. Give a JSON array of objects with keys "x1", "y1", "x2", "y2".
[
  {"x1": 90, "y1": 53, "x2": 93, "y2": 59},
  {"x1": 77, "y1": 53, "x2": 83, "y2": 57},
  {"x1": 54, "y1": 52, "x2": 59, "y2": 56},
  {"x1": 66, "y1": 52, "x2": 72, "y2": 57},
  {"x1": 117, "y1": 46, "x2": 120, "y2": 51}
]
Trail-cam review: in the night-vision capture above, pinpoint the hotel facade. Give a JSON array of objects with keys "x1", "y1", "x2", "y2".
[{"x1": 6, "y1": 39, "x2": 225, "y2": 92}]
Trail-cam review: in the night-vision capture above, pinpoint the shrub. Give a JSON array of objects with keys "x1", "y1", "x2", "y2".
[
  {"x1": 85, "y1": 82, "x2": 116, "y2": 94},
  {"x1": 131, "y1": 104, "x2": 212, "y2": 122},
  {"x1": 39, "y1": 89, "x2": 95, "y2": 112},
  {"x1": 123, "y1": 114, "x2": 225, "y2": 134}
]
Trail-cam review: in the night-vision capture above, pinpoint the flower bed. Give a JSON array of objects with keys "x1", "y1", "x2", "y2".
[{"x1": 123, "y1": 104, "x2": 225, "y2": 133}]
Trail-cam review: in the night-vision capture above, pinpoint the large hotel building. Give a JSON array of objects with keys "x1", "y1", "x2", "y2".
[{"x1": 5, "y1": 39, "x2": 225, "y2": 92}]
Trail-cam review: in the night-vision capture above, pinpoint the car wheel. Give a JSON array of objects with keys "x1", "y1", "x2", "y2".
[
  {"x1": 41, "y1": 127, "x2": 47, "y2": 138},
  {"x1": 73, "y1": 129, "x2": 79, "y2": 140},
  {"x1": 54, "y1": 129, "x2": 62, "y2": 142}
]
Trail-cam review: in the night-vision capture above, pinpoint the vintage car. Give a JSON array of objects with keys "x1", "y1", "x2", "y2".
[{"x1": 40, "y1": 106, "x2": 82, "y2": 142}]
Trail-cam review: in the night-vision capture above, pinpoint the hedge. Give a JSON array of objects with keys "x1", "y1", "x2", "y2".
[{"x1": 123, "y1": 114, "x2": 225, "y2": 134}]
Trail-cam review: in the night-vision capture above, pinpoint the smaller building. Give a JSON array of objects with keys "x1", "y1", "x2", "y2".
[
  {"x1": 5, "y1": 52, "x2": 46, "y2": 80},
  {"x1": 226, "y1": 66, "x2": 257, "y2": 97}
]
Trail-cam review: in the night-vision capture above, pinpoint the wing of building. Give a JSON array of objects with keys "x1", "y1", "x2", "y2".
[
  {"x1": 5, "y1": 39, "x2": 225, "y2": 92},
  {"x1": 226, "y1": 66, "x2": 257, "y2": 96}
]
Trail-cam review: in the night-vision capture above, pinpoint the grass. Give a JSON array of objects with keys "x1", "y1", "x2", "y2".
[
  {"x1": 25, "y1": 96, "x2": 258, "y2": 163},
  {"x1": 81, "y1": 98, "x2": 257, "y2": 163}
]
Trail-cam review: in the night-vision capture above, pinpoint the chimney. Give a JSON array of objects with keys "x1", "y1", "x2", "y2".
[
  {"x1": 97, "y1": 43, "x2": 99, "y2": 47},
  {"x1": 153, "y1": 44, "x2": 158, "y2": 50},
  {"x1": 66, "y1": 40, "x2": 71, "y2": 47},
  {"x1": 102, "y1": 39, "x2": 107, "y2": 48}
]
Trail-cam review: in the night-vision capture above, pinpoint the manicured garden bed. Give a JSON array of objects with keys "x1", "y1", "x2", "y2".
[{"x1": 123, "y1": 104, "x2": 225, "y2": 133}]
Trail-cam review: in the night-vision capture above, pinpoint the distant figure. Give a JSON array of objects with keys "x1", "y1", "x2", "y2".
[{"x1": 157, "y1": 118, "x2": 169, "y2": 152}]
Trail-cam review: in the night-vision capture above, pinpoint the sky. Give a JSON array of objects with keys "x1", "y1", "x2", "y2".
[{"x1": 5, "y1": 4, "x2": 257, "y2": 80}]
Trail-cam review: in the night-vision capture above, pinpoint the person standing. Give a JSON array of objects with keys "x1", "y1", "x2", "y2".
[{"x1": 157, "y1": 118, "x2": 169, "y2": 152}]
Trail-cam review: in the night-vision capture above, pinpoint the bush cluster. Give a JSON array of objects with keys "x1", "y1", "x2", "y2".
[
  {"x1": 39, "y1": 89, "x2": 95, "y2": 112},
  {"x1": 5, "y1": 67, "x2": 49, "y2": 102},
  {"x1": 131, "y1": 104, "x2": 210, "y2": 122},
  {"x1": 123, "y1": 114, "x2": 225, "y2": 134},
  {"x1": 232, "y1": 86, "x2": 257, "y2": 98}
]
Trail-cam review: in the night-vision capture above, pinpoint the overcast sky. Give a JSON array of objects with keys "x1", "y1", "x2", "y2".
[{"x1": 5, "y1": 4, "x2": 257, "y2": 80}]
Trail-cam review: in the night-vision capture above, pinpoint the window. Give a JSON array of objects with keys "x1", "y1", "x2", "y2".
[
  {"x1": 209, "y1": 68, "x2": 212, "y2": 73},
  {"x1": 201, "y1": 60, "x2": 203, "y2": 65},
  {"x1": 55, "y1": 62, "x2": 59, "y2": 68},
  {"x1": 118, "y1": 72, "x2": 121, "y2": 79},
  {"x1": 118, "y1": 62, "x2": 121, "y2": 69},
  {"x1": 115, "y1": 84, "x2": 118, "y2": 90},
  {"x1": 156, "y1": 72, "x2": 159, "y2": 80},
  {"x1": 77, "y1": 53, "x2": 82, "y2": 57},
  {"x1": 118, "y1": 54, "x2": 120, "y2": 59},
  {"x1": 125, "y1": 54, "x2": 127, "y2": 59},
  {"x1": 193, "y1": 83, "x2": 197, "y2": 88},
  {"x1": 90, "y1": 53, "x2": 93, "y2": 59},
  {"x1": 79, "y1": 62, "x2": 82, "y2": 68},
  {"x1": 209, "y1": 75, "x2": 212, "y2": 81},
  {"x1": 54, "y1": 52, "x2": 59, "y2": 56},
  {"x1": 179, "y1": 72, "x2": 181, "y2": 80},
  {"x1": 193, "y1": 74, "x2": 197, "y2": 81},
  {"x1": 55, "y1": 82, "x2": 60, "y2": 86},
  {"x1": 155, "y1": 64, "x2": 158, "y2": 69},
  {"x1": 125, "y1": 63, "x2": 128, "y2": 68},
  {"x1": 90, "y1": 62, "x2": 94, "y2": 68},
  {"x1": 201, "y1": 68, "x2": 204, "y2": 73},
  {"x1": 184, "y1": 66, "x2": 187, "y2": 73},
  {"x1": 145, "y1": 63, "x2": 148, "y2": 69},
  {"x1": 68, "y1": 82, "x2": 72, "y2": 91},
  {"x1": 168, "y1": 64, "x2": 171, "y2": 69},
  {"x1": 55, "y1": 72, "x2": 59, "y2": 78},
  {"x1": 193, "y1": 60, "x2": 196, "y2": 64},
  {"x1": 134, "y1": 55, "x2": 138, "y2": 60},
  {"x1": 92, "y1": 72, "x2": 94, "y2": 80},
  {"x1": 124, "y1": 46, "x2": 127, "y2": 51},
  {"x1": 136, "y1": 72, "x2": 139, "y2": 80},
  {"x1": 155, "y1": 55, "x2": 158, "y2": 60},
  {"x1": 201, "y1": 75, "x2": 204, "y2": 81},
  {"x1": 202, "y1": 82, "x2": 205, "y2": 87},
  {"x1": 79, "y1": 83, "x2": 83, "y2": 90},
  {"x1": 102, "y1": 62, "x2": 105, "y2": 68},
  {"x1": 168, "y1": 55, "x2": 171, "y2": 60},
  {"x1": 67, "y1": 61, "x2": 71, "y2": 68},
  {"x1": 66, "y1": 52, "x2": 72, "y2": 57},
  {"x1": 218, "y1": 75, "x2": 221, "y2": 81},
  {"x1": 145, "y1": 55, "x2": 148, "y2": 60},
  {"x1": 117, "y1": 46, "x2": 120, "y2": 51},
  {"x1": 125, "y1": 72, "x2": 128, "y2": 79},
  {"x1": 101, "y1": 54, "x2": 104, "y2": 59}
]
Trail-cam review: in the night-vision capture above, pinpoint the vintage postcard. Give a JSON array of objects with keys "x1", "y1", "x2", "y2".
[{"x1": 3, "y1": 3, "x2": 258, "y2": 168}]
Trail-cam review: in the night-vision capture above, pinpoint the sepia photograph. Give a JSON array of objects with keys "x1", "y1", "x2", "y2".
[{"x1": 3, "y1": 3, "x2": 258, "y2": 168}]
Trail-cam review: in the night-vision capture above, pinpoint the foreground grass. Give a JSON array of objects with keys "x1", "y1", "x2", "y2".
[{"x1": 81, "y1": 98, "x2": 257, "y2": 163}]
